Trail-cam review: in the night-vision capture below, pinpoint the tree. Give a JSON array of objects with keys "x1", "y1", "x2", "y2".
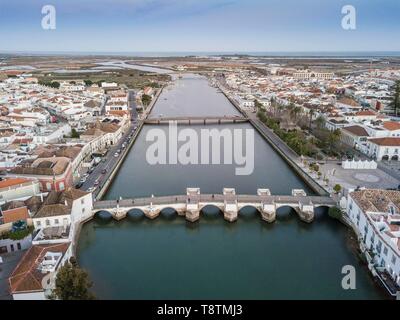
[
  {"x1": 328, "y1": 207, "x2": 343, "y2": 220},
  {"x1": 142, "y1": 94, "x2": 152, "y2": 106},
  {"x1": 315, "y1": 116, "x2": 326, "y2": 129},
  {"x1": 333, "y1": 184, "x2": 342, "y2": 194},
  {"x1": 389, "y1": 81, "x2": 400, "y2": 116},
  {"x1": 254, "y1": 99, "x2": 263, "y2": 110},
  {"x1": 327, "y1": 129, "x2": 341, "y2": 153},
  {"x1": 51, "y1": 262, "x2": 95, "y2": 300},
  {"x1": 84, "y1": 79, "x2": 93, "y2": 86},
  {"x1": 290, "y1": 105, "x2": 302, "y2": 124},
  {"x1": 309, "y1": 109, "x2": 315, "y2": 129},
  {"x1": 71, "y1": 128, "x2": 80, "y2": 139}
]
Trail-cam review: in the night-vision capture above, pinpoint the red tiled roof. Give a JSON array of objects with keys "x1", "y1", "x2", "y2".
[
  {"x1": 369, "y1": 137, "x2": 400, "y2": 146},
  {"x1": 383, "y1": 121, "x2": 400, "y2": 131},
  {"x1": 0, "y1": 178, "x2": 32, "y2": 189},
  {"x1": 355, "y1": 110, "x2": 376, "y2": 116},
  {"x1": 2, "y1": 207, "x2": 29, "y2": 224},
  {"x1": 343, "y1": 125, "x2": 369, "y2": 137},
  {"x1": 9, "y1": 243, "x2": 70, "y2": 294}
]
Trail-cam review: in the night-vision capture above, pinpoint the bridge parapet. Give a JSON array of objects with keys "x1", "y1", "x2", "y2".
[
  {"x1": 257, "y1": 189, "x2": 271, "y2": 197},
  {"x1": 292, "y1": 189, "x2": 307, "y2": 197}
]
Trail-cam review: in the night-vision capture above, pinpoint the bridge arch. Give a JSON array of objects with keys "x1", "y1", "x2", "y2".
[
  {"x1": 127, "y1": 208, "x2": 146, "y2": 221},
  {"x1": 160, "y1": 207, "x2": 179, "y2": 219},
  {"x1": 238, "y1": 205, "x2": 261, "y2": 220},
  {"x1": 313, "y1": 205, "x2": 331, "y2": 221},
  {"x1": 94, "y1": 210, "x2": 113, "y2": 222},
  {"x1": 275, "y1": 205, "x2": 298, "y2": 221},
  {"x1": 200, "y1": 205, "x2": 224, "y2": 220}
]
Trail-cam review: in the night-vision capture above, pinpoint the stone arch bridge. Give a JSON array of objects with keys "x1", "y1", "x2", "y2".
[{"x1": 93, "y1": 188, "x2": 336, "y2": 223}]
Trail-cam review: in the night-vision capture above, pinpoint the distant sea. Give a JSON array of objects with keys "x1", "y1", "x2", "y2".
[{"x1": 1, "y1": 51, "x2": 400, "y2": 58}]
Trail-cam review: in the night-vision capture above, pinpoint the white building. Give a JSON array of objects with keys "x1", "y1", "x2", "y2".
[
  {"x1": 365, "y1": 137, "x2": 400, "y2": 161},
  {"x1": 347, "y1": 189, "x2": 400, "y2": 294},
  {"x1": 9, "y1": 242, "x2": 72, "y2": 300},
  {"x1": 32, "y1": 188, "x2": 93, "y2": 244},
  {"x1": 293, "y1": 71, "x2": 334, "y2": 80},
  {"x1": 0, "y1": 178, "x2": 41, "y2": 204},
  {"x1": 32, "y1": 123, "x2": 71, "y2": 144}
]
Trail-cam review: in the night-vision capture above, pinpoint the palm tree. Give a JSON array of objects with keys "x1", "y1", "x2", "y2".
[
  {"x1": 390, "y1": 81, "x2": 400, "y2": 116},
  {"x1": 309, "y1": 109, "x2": 315, "y2": 129},
  {"x1": 291, "y1": 106, "x2": 302, "y2": 124},
  {"x1": 315, "y1": 116, "x2": 326, "y2": 129}
]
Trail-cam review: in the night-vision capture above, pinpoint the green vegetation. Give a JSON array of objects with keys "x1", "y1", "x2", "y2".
[
  {"x1": 141, "y1": 82, "x2": 161, "y2": 89},
  {"x1": 36, "y1": 68, "x2": 170, "y2": 90},
  {"x1": 0, "y1": 225, "x2": 34, "y2": 240},
  {"x1": 328, "y1": 207, "x2": 343, "y2": 220},
  {"x1": 257, "y1": 109, "x2": 316, "y2": 156},
  {"x1": 84, "y1": 79, "x2": 93, "y2": 86},
  {"x1": 333, "y1": 184, "x2": 342, "y2": 194},
  {"x1": 389, "y1": 80, "x2": 400, "y2": 116},
  {"x1": 38, "y1": 80, "x2": 60, "y2": 89},
  {"x1": 257, "y1": 99, "x2": 346, "y2": 158},
  {"x1": 51, "y1": 260, "x2": 95, "y2": 300},
  {"x1": 70, "y1": 128, "x2": 80, "y2": 139},
  {"x1": 312, "y1": 127, "x2": 342, "y2": 157},
  {"x1": 141, "y1": 94, "x2": 152, "y2": 106},
  {"x1": 254, "y1": 99, "x2": 263, "y2": 110}
]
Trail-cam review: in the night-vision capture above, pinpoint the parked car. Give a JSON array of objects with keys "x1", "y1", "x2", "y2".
[
  {"x1": 87, "y1": 187, "x2": 96, "y2": 193},
  {"x1": 101, "y1": 169, "x2": 107, "y2": 174},
  {"x1": 114, "y1": 152, "x2": 119, "y2": 157}
]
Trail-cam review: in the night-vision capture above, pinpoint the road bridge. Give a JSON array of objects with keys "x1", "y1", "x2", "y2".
[{"x1": 144, "y1": 116, "x2": 249, "y2": 125}]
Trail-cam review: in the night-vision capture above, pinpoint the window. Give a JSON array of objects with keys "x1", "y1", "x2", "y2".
[
  {"x1": 17, "y1": 243, "x2": 21, "y2": 250},
  {"x1": 59, "y1": 182, "x2": 65, "y2": 191},
  {"x1": 392, "y1": 255, "x2": 397, "y2": 265},
  {"x1": 54, "y1": 219, "x2": 59, "y2": 225},
  {"x1": 82, "y1": 208, "x2": 86, "y2": 213},
  {"x1": 36, "y1": 220, "x2": 41, "y2": 227},
  {"x1": 46, "y1": 182, "x2": 52, "y2": 191},
  {"x1": 46, "y1": 219, "x2": 50, "y2": 226},
  {"x1": 376, "y1": 241, "x2": 382, "y2": 254},
  {"x1": 81, "y1": 198, "x2": 85, "y2": 205},
  {"x1": 384, "y1": 247, "x2": 389, "y2": 256}
]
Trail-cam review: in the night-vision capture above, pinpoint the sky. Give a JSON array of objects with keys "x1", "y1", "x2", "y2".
[{"x1": 0, "y1": 0, "x2": 399, "y2": 53}]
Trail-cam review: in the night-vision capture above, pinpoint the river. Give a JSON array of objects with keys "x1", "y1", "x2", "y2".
[{"x1": 77, "y1": 69, "x2": 386, "y2": 299}]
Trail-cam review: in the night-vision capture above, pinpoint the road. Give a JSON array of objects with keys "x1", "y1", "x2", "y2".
[
  {"x1": 80, "y1": 124, "x2": 137, "y2": 198},
  {"x1": 80, "y1": 91, "x2": 139, "y2": 196}
]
